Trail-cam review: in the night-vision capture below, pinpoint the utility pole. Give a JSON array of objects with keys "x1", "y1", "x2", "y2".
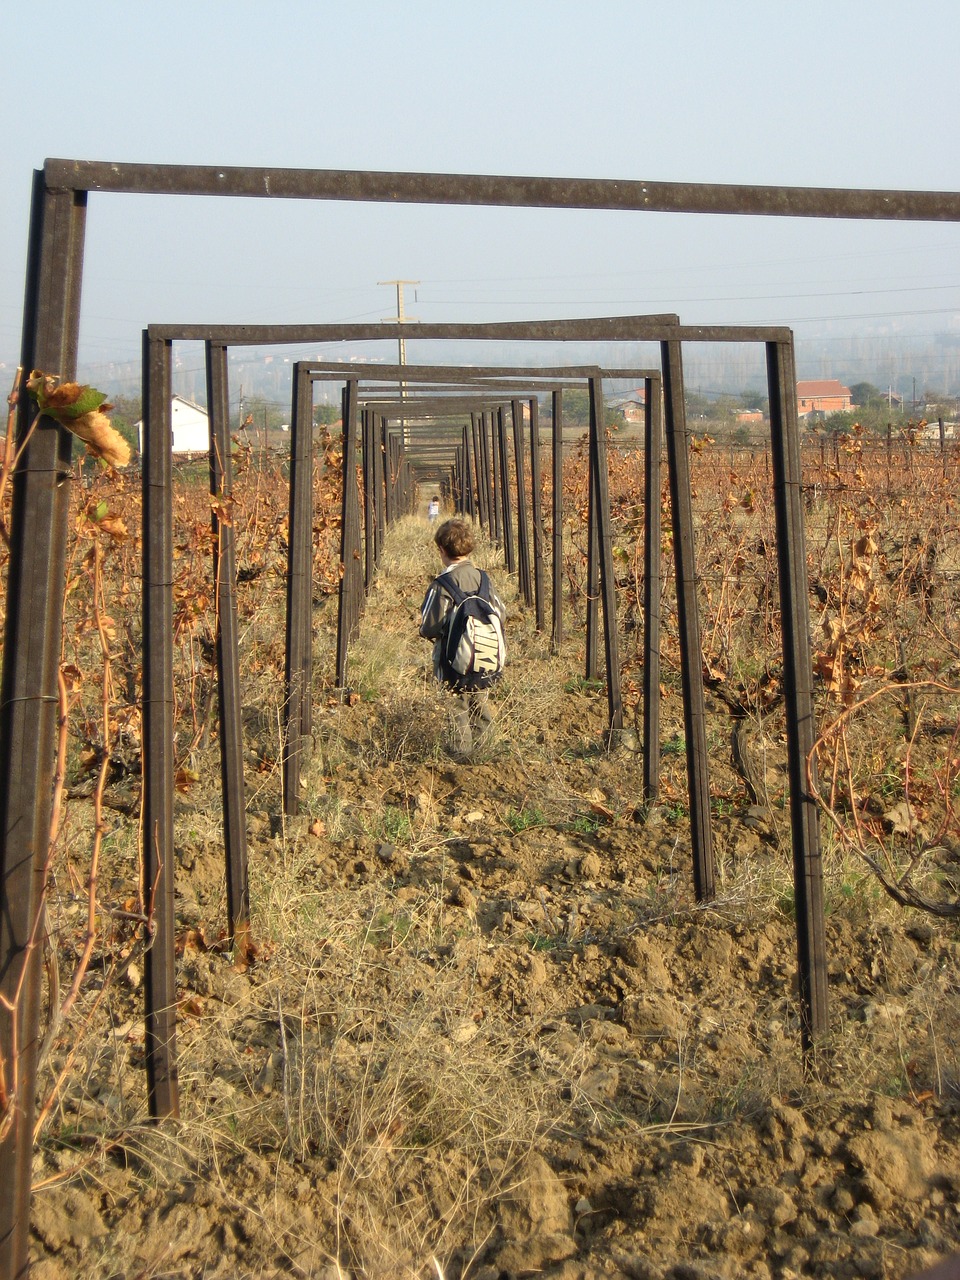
[
  {"x1": 378, "y1": 278, "x2": 419, "y2": 383},
  {"x1": 379, "y1": 279, "x2": 419, "y2": 446}
]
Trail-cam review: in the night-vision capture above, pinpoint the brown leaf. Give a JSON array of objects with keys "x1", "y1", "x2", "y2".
[
  {"x1": 175, "y1": 926, "x2": 210, "y2": 956},
  {"x1": 97, "y1": 515, "x2": 129, "y2": 542}
]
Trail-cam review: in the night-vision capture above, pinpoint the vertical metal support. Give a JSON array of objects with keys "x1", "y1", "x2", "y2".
[
  {"x1": 767, "y1": 339, "x2": 829, "y2": 1048},
  {"x1": 528, "y1": 397, "x2": 545, "y2": 632},
  {"x1": 511, "y1": 399, "x2": 532, "y2": 605},
  {"x1": 336, "y1": 380, "x2": 361, "y2": 688},
  {"x1": 589, "y1": 376, "x2": 624, "y2": 733},
  {"x1": 142, "y1": 334, "x2": 180, "y2": 1119},
  {"x1": 661, "y1": 339, "x2": 715, "y2": 902},
  {"x1": 585, "y1": 394, "x2": 601, "y2": 683},
  {"x1": 362, "y1": 410, "x2": 375, "y2": 589},
  {"x1": 382, "y1": 422, "x2": 394, "y2": 527},
  {"x1": 497, "y1": 409, "x2": 516, "y2": 572},
  {"x1": 643, "y1": 376, "x2": 663, "y2": 803},
  {"x1": 0, "y1": 171, "x2": 87, "y2": 1280},
  {"x1": 283, "y1": 363, "x2": 313, "y2": 815},
  {"x1": 393, "y1": 437, "x2": 406, "y2": 516},
  {"x1": 490, "y1": 411, "x2": 503, "y2": 547},
  {"x1": 205, "y1": 344, "x2": 250, "y2": 947},
  {"x1": 301, "y1": 395, "x2": 315, "y2": 743},
  {"x1": 481, "y1": 412, "x2": 495, "y2": 539},
  {"x1": 463, "y1": 426, "x2": 473, "y2": 516},
  {"x1": 374, "y1": 414, "x2": 386, "y2": 557},
  {"x1": 459, "y1": 431, "x2": 471, "y2": 515},
  {"x1": 551, "y1": 390, "x2": 564, "y2": 652},
  {"x1": 471, "y1": 413, "x2": 486, "y2": 530}
]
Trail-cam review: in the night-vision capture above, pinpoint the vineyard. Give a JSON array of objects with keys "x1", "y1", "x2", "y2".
[{"x1": 2, "y1": 409, "x2": 960, "y2": 1279}]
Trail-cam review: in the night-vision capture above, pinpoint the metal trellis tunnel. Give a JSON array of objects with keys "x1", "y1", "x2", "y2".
[
  {"x1": 139, "y1": 334, "x2": 662, "y2": 1143},
  {"x1": 3, "y1": 160, "x2": 958, "y2": 1279},
  {"x1": 123, "y1": 319, "x2": 817, "y2": 1128}
]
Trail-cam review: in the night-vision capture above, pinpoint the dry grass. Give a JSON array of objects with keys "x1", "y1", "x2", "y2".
[{"x1": 21, "y1": 467, "x2": 960, "y2": 1276}]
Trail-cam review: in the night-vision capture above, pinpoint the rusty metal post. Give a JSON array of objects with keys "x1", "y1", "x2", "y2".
[
  {"x1": 490, "y1": 411, "x2": 503, "y2": 547},
  {"x1": 552, "y1": 390, "x2": 564, "y2": 652},
  {"x1": 301, "y1": 397, "x2": 316, "y2": 742},
  {"x1": 142, "y1": 333, "x2": 180, "y2": 1120},
  {"x1": 0, "y1": 170, "x2": 87, "y2": 1280},
  {"x1": 499, "y1": 408, "x2": 516, "y2": 572},
  {"x1": 511, "y1": 399, "x2": 532, "y2": 605},
  {"x1": 643, "y1": 376, "x2": 663, "y2": 804},
  {"x1": 283, "y1": 362, "x2": 314, "y2": 815},
  {"x1": 661, "y1": 339, "x2": 715, "y2": 902},
  {"x1": 375, "y1": 414, "x2": 386, "y2": 559},
  {"x1": 585, "y1": 404, "x2": 600, "y2": 682},
  {"x1": 362, "y1": 409, "x2": 375, "y2": 588},
  {"x1": 589, "y1": 376, "x2": 624, "y2": 733},
  {"x1": 461, "y1": 428, "x2": 474, "y2": 516},
  {"x1": 336, "y1": 380, "x2": 362, "y2": 687},
  {"x1": 483, "y1": 411, "x2": 495, "y2": 537},
  {"x1": 767, "y1": 338, "x2": 829, "y2": 1048},
  {"x1": 388, "y1": 430, "x2": 400, "y2": 520},
  {"x1": 529, "y1": 397, "x2": 546, "y2": 632},
  {"x1": 481, "y1": 412, "x2": 495, "y2": 539},
  {"x1": 460, "y1": 444, "x2": 467, "y2": 514},
  {"x1": 205, "y1": 343, "x2": 250, "y2": 946},
  {"x1": 470, "y1": 413, "x2": 486, "y2": 530}
]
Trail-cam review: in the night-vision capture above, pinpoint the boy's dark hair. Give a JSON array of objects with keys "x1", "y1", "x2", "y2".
[{"x1": 434, "y1": 518, "x2": 474, "y2": 559}]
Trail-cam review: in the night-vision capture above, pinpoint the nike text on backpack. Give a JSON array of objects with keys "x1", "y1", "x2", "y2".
[{"x1": 434, "y1": 571, "x2": 506, "y2": 691}]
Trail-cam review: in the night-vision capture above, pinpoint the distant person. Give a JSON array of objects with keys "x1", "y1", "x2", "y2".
[
  {"x1": 420, "y1": 519, "x2": 506, "y2": 761},
  {"x1": 427, "y1": 495, "x2": 441, "y2": 522}
]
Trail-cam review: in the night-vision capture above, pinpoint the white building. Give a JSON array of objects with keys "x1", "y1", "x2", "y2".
[{"x1": 135, "y1": 395, "x2": 209, "y2": 454}]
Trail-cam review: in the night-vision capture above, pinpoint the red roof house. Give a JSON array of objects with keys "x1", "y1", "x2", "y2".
[{"x1": 796, "y1": 379, "x2": 852, "y2": 418}]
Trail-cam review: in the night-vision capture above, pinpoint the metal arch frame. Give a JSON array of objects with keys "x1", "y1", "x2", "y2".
[
  {"x1": 137, "y1": 325, "x2": 816, "y2": 1099},
  {"x1": 295, "y1": 359, "x2": 665, "y2": 713},
  {"x1": 4, "y1": 159, "x2": 955, "y2": 1278},
  {"x1": 291, "y1": 362, "x2": 620, "y2": 714}
]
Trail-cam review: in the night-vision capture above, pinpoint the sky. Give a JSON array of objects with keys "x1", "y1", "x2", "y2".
[{"x1": 3, "y1": 0, "x2": 960, "y2": 395}]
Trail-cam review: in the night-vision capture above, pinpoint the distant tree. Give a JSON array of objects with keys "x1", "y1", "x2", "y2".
[
  {"x1": 315, "y1": 403, "x2": 340, "y2": 426},
  {"x1": 739, "y1": 389, "x2": 767, "y2": 413},
  {"x1": 849, "y1": 381, "x2": 882, "y2": 407},
  {"x1": 241, "y1": 397, "x2": 287, "y2": 432},
  {"x1": 550, "y1": 388, "x2": 620, "y2": 430},
  {"x1": 108, "y1": 394, "x2": 142, "y2": 451},
  {"x1": 818, "y1": 410, "x2": 858, "y2": 435}
]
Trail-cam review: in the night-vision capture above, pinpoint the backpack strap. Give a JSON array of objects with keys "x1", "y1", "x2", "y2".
[
  {"x1": 432, "y1": 574, "x2": 467, "y2": 607},
  {"x1": 438, "y1": 571, "x2": 497, "y2": 604},
  {"x1": 433, "y1": 572, "x2": 492, "y2": 604}
]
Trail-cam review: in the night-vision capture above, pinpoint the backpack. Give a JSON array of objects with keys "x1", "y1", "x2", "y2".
[{"x1": 434, "y1": 571, "x2": 506, "y2": 691}]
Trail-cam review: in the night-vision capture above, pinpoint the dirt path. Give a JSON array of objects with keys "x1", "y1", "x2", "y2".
[{"x1": 30, "y1": 517, "x2": 960, "y2": 1279}]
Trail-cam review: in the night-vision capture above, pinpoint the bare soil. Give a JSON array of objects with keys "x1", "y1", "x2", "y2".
[{"x1": 29, "y1": 517, "x2": 960, "y2": 1280}]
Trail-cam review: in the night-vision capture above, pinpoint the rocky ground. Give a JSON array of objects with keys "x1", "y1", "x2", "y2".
[{"x1": 29, "y1": 517, "x2": 960, "y2": 1279}]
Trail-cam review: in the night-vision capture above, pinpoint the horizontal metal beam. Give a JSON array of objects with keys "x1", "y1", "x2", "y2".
[
  {"x1": 148, "y1": 317, "x2": 686, "y2": 343},
  {"x1": 47, "y1": 159, "x2": 960, "y2": 222},
  {"x1": 310, "y1": 362, "x2": 660, "y2": 382}
]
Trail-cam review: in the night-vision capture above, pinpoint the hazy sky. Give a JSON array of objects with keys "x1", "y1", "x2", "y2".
[{"x1": 3, "y1": 0, "x2": 959, "y2": 388}]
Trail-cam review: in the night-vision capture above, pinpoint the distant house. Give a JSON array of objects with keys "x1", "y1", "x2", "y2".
[
  {"x1": 736, "y1": 410, "x2": 764, "y2": 424},
  {"x1": 135, "y1": 395, "x2": 210, "y2": 454},
  {"x1": 608, "y1": 388, "x2": 647, "y2": 424},
  {"x1": 796, "y1": 379, "x2": 853, "y2": 419}
]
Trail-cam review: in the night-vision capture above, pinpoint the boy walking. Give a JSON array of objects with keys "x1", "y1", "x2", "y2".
[{"x1": 420, "y1": 519, "x2": 506, "y2": 761}]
